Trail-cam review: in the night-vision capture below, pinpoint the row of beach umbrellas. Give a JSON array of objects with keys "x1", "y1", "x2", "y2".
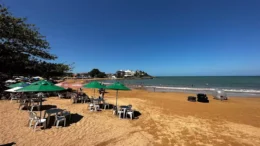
[
  {"x1": 6, "y1": 80, "x2": 130, "y2": 114},
  {"x1": 83, "y1": 81, "x2": 130, "y2": 109}
]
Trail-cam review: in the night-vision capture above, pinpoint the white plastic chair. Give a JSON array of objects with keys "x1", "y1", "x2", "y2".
[
  {"x1": 112, "y1": 106, "x2": 118, "y2": 115},
  {"x1": 71, "y1": 94, "x2": 79, "y2": 103},
  {"x1": 62, "y1": 110, "x2": 71, "y2": 121},
  {"x1": 117, "y1": 109, "x2": 124, "y2": 119},
  {"x1": 58, "y1": 93, "x2": 64, "y2": 99},
  {"x1": 28, "y1": 112, "x2": 46, "y2": 131},
  {"x1": 10, "y1": 93, "x2": 18, "y2": 103},
  {"x1": 37, "y1": 92, "x2": 45, "y2": 97},
  {"x1": 19, "y1": 99, "x2": 28, "y2": 110},
  {"x1": 82, "y1": 95, "x2": 90, "y2": 103},
  {"x1": 127, "y1": 110, "x2": 134, "y2": 120},
  {"x1": 93, "y1": 100, "x2": 100, "y2": 111},
  {"x1": 30, "y1": 99, "x2": 40, "y2": 111},
  {"x1": 54, "y1": 113, "x2": 66, "y2": 128},
  {"x1": 94, "y1": 104, "x2": 100, "y2": 111},
  {"x1": 89, "y1": 103, "x2": 94, "y2": 111},
  {"x1": 103, "y1": 100, "x2": 109, "y2": 109}
]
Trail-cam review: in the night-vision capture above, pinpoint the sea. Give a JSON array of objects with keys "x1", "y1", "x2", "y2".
[{"x1": 103, "y1": 76, "x2": 260, "y2": 97}]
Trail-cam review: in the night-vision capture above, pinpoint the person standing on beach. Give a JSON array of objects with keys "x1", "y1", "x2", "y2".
[{"x1": 99, "y1": 88, "x2": 105, "y2": 99}]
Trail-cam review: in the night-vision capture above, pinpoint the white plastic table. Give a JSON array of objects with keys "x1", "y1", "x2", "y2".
[{"x1": 44, "y1": 108, "x2": 64, "y2": 125}]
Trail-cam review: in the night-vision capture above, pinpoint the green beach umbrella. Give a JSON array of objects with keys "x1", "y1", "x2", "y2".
[
  {"x1": 105, "y1": 82, "x2": 130, "y2": 113},
  {"x1": 83, "y1": 81, "x2": 106, "y2": 97},
  {"x1": 17, "y1": 80, "x2": 65, "y2": 118},
  {"x1": 8, "y1": 82, "x2": 30, "y2": 88}
]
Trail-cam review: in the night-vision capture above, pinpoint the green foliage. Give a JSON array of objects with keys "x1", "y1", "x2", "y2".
[
  {"x1": 0, "y1": 4, "x2": 72, "y2": 80},
  {"x1": 88, "y1": 68, "x2": 106, "y2": 78},
  {"x1": 134, "y1": 70, "x2": 149, "y2": 77},
  {"x1": 64, "y1": 72, "x2": 74, "y2": 77},
  {"x1": 96, "y1": 72, "x2": 107, "y2": 78},
  {"x1": 0, "y1": 4, "x2": 56, "y2": 60}
]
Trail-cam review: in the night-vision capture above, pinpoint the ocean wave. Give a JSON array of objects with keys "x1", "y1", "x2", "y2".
[
  {"x1": 102, "y1": 82, "x2": 260, "y2": 93},
  {"x1": 144, "y1": 86, "x2": 260, "y2": 93}
]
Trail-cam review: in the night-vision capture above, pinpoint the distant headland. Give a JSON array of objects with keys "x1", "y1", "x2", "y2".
[{"x1": 63, "y1": 69, "x2": 154, "y2": 80}]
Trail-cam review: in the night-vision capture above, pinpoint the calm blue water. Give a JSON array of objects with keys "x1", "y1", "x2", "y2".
[{"x1": 103, "y1": 76, "x2": 260, "y2": 97}]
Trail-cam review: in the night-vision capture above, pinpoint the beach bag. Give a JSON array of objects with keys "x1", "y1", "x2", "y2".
[
  {"x1": 197, "y1": 93, "x2": 209, "y2": 103},
  {"x1": 187, "y1": 96, "x2": 196, "y2": 102}
]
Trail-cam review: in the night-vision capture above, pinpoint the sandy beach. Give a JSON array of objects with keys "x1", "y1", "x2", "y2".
[{"x1": 1, "y1": 89, "x2": 260, "y2": 146}]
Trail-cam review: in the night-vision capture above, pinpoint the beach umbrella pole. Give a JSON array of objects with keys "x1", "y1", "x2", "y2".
[
  {"x1": 116, "y1": 90, "x2": 118, "y2": 113},
  {"x1": 40, "y1": 95, "x2": 42, "y2": 118}
]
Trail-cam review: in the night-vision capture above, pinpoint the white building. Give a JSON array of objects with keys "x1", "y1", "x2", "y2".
[
  {"x1": 111, "y1": 75, "x2": 117, "y2": 79},
  {"x1": 124, "y1": 70, "x2": 135, "y2": 77}
]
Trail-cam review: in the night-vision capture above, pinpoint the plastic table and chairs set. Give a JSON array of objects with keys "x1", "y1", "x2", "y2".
[
  {"x1": 28, "y1": 108, "x2": 71, "y2": 131},
  {"x1": 113, "y1": 105, "x2": 135, "y2": 120},
  {"x1": 88, "y1": 97, "x2": 110, "y2": 111}
]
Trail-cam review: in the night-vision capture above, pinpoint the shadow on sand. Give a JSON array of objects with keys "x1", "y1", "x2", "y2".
[
  {"x1": 21, "y1": 104, "x2": 57, "y2": 111},
  {"x1": 1, "y1": 142, "x2": 16, "y2": 146},
  {"x1": 45, "y1": 113, "x2": 83, "y2": 129},
  {"x1": 97, "y1": 104, "x2": 114, "y2": 110},
  {"x1": 133, "y1": 111, "x2": 141, "y2": 119},
  {"x1": 39, "y1": 105, "x2": 57, "y2": 111},
  {"x1": 69, "y1": 113, "x2": 84, "y2": 125}
]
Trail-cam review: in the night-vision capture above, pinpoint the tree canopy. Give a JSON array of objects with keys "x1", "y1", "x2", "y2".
[
  {"x1": 134, "y1": 70, "x2": 149, "y2": 77},
  {"x1": 0, "y1": 4, "x2": 72, "y2": 82},
  {"x1": 88, "y1": 69, "x2": 107, "y2": 78}
]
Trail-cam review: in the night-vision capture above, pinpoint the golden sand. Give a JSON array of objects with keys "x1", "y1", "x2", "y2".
[{"x1": 1, "y1": 89, "x2": 260, "y2": 146}]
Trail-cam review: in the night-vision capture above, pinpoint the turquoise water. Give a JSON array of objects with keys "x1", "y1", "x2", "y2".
[{"x1": 104, "y1": 76, "x2": 260, "y2": 96}]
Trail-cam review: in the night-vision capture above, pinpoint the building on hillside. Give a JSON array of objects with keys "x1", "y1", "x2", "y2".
[
  {"x1": 80, "y1": 72, "x2": 91, "y2": 78},
  {"x1": 106, "y1": 73, "x2": 116, "y2": 79},
  {"x1": 135, "y1": 70, "x2": 145, "y2": 76},
  {"x1": 111, "y1": 75, "x2": 117, "y2": 79},
  {"x1": 116, "y1": 70, "x2": 125, "y2": 78},
  {"x1": 124, "y1": 70, "x2": 135, "y2": 77}
]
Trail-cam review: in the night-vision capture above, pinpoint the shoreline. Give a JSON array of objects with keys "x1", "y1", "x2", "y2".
[
  {"x1": 62, "y1": 79, "x2": 260, "y2": 97},
  {"x1": 145, "y1": 87, "x2": 260, "y2": 97}
]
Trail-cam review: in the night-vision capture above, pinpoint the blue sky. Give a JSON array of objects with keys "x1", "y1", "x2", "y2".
[{"x1": 3, "y1": 0, "x2": 260, "y2": 76}]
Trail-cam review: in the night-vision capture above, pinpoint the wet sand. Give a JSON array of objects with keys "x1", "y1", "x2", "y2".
[{"x1": 1, "y1": 89, "x2": 260, "y2": 146}]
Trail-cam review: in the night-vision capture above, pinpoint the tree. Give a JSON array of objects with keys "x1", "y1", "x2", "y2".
[
  {"x1": 0, "y1": 4, "x2": 71, "y2": 78},
  {"x1": 134, "y1": 70, "x2": 150, "y2": 77},
  {"x1": 96, "y1": 72, "x2": 106, "y2": 78},
  {"x1": 88, "y1": 68, "x2": 106, "y2": 78},
  {"x1": 0, "y1": 4, "x2": 56, "y2": 60},
  {"x1": 0, "y1": 4, "x2": 72, "y2": 92}
]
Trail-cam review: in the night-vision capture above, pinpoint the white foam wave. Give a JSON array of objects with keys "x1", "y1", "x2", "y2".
[{"x1": 144, "y1": 86, "x2": 260, "y2": 93}]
